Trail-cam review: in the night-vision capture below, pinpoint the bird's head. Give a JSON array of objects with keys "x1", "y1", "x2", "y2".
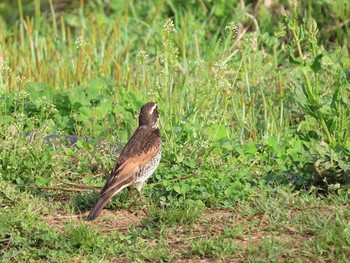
[{"x1": 139, "y1": 102, "x2": 159, "y2": 128}]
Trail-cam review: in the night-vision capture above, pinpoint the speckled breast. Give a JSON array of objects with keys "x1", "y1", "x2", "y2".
[{"x1": 135, "y1": 150, "x2": 161, "y2": 183}]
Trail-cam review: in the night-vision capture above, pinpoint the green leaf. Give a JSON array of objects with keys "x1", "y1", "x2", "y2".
[
  {"x1": 289, "y1": 53, "x2": 302, "y2": 65},
  {"x1": 173, "y1": 183, "x2": 191, "y2": 194},
  {"x1": 185, "y1": 160, "x2": 196, "y2": 168},
  {"x1": 345, "y1": 140, "x2": 350, "y2": 151},
  {"x1": 15, "y1": 178, "x2": 24, "y2": 185},
  {"x1": 77, "y1": 106, "x2": 92, "y2": 122},
  {"x1": 0, "y1": 221, "x2": 12, "y2": 239},
  {"x1": 27, "y1": 83, "x2": 53, "y2": 101},
  {"x1": 35, "y1": 177, "x2": 51, "y2": 187},
  {"x1": 181, "y1": 184, "x2": 191, "y2": 194},
  {"x1": 267, "y1": 136, "x2": 278, "y2": 150},
  {"x1": 76, "y1": 140, "x2": 90, "y2": 150},
  {"x1": 243, "y1": 142, "x2": 257, "y2": 155},
  {"x1": 121, "y1": 91, "x2": 143, "y2": 112},
  {"x1": 176, "y1": 154, "x2": 184, "y2": 163},
  {"x1": 210, "y1": 124, "x2": 228, "y2": 142},
  {"x1": 310, "y1": 53, "x2": 323, "y2": 73},
  {"x1": 96, "y1": 103, "x2": 112, "y2": 119},
  {"x1": 299, "y1": 25, "x2": 305, "y2": 40},
  {"x1": 173, "y1": 185, "x2": 181, "y2": 194},
  {"x1": 69, "y1": 87, "x2": 90, "y2": 107},
  {"x1": 288, "y1": 46, "x2": 304, "y2": 66}
]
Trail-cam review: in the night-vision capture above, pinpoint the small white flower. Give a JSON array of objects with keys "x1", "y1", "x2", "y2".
[
  {"x1": 201, "y1": 140, "x2": 210, "y2": 149},
  {"x1": 195, "y1": 58, "x2": 205, "y2": 67},
  {"x1": 1, "y1": 63, "x2": 12, "y2": 73},
  {"x1": 18, "y1": 91, "x2": 29, "y2": 100},
  {"x1": 136, "y1": 50, "x2": 149, "y2": 64},
  {"x1": 218, "y1": 78, "x2": 231, "y2": 90},
  {"x1": 245, "y1": 33, "x2": 257, "y2": 48},
  {"x1": 225, "y1": 21, "x2": 238, "y2": 38},
  {"x1": 75, "y1": 36, "x2": 87, "y2": 48},
  {"x1": 137, "y1": 50, "x2": 148, "y2": 59},
  {"x1": 16, "y1": 76, "x2": 30, "y2": 84},
  {"x1": 163, "y1": 19, "x2": 177, "y2": 34},
  {"x1": 146, "y1": 90, "x2": 157, "y2": 97},
  {"x1": 214, "y1": 60, "x2": 227, "y2": 71}
]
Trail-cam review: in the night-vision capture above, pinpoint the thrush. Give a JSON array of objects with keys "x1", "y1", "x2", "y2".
[{"x1": 87, "y1": 102, "x2": 161, "y2": 220}]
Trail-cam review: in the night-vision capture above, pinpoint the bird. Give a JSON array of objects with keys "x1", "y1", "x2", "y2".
[{"x1": 86, "y1": 102, "x2": 162, "y2": 221}]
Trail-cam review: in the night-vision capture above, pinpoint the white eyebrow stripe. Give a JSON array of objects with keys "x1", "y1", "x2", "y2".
[{"x1": 149, "y1": 103, "x2": 157, "y2": 115}]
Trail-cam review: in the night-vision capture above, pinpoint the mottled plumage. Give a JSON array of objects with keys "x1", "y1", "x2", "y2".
[{"x1": 87, "y1": 102, "x2": 161, "y2": 221}]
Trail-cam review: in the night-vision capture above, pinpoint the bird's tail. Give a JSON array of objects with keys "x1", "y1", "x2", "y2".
[{"x1": 86, "y1": 194, "x2": 113, "y2": 221}]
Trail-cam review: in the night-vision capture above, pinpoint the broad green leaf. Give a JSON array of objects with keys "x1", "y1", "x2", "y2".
[{"x1": 310, "y1": 53, "x2": 323, "y2": 73}]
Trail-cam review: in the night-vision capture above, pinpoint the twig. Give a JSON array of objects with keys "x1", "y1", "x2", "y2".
[
  {"x1": 44, "y1": 214, "x2": 83, "y2": 219},
  {"x1": 257, "y1": 212, "x2": 267, "y2": 237},
  {"x1": 15, "y1": 171, "x2": 198, "y2": 193},
  {"x1": 184, "y1": 235, "x2": 207, "y2": 241},
  {"x1": 149, "y1": 172, "x2": 199, "y2": 186},
  {"x1": 232, "y1": 212, "x2": 265, "y2": 227},
  {"x1": 53, "y1": 166, "x2": 102, "y2": 189},
  {"x1": 16, "y1": 184, "x2": 88, "y2": 192},
  {"x1": 258, "y1": 212, "x2": 266, "y2": 228},
  {"x1": 102, "y1": 227, "x2": 130, "y2": 233},
  {"x1": 244, "y1": 12, "x2": 260, "y2": 31},
  {"x1": 57, "y1": 178, "x2": 102, "y2": 189},
  {"x1": 52, "y1": 166, "x2": 72, "y2": 177}
]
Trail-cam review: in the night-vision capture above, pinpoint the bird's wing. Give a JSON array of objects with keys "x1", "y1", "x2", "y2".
[{"x1": 100, "y1": 127, "x2": 161, "y2": 196}]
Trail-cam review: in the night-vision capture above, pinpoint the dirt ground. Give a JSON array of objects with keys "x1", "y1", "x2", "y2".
[
  {"x1": 42, "y1": 208, "x2": 145, "y2": 234},
  {"x1": 40, "y1": 195, "x2": 343, "y2": 262}
]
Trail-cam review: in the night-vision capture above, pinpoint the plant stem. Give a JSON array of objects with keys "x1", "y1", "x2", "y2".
[{"x1": 320, "y1": 117, "x2": 332, "y2": 144}]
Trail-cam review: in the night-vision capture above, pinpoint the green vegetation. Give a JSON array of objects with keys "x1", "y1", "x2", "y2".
[{"x1": 1, "y1": 0, "x2": 349, "y2": 261}]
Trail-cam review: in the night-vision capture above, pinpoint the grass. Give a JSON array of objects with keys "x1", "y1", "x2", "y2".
[
  {"x1": 1, "y1": 180, "x2": 349, "y2": 261},
  {"x1": 1, "y1": 0, "x2": 350, "y2": 261}
]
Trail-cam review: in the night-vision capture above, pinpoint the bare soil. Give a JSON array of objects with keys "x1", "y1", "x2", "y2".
[{"x1": 41, "y1": 203, "x2": 343, "y2": 262}]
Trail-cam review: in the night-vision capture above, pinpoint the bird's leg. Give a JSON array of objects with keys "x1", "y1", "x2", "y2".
[
  {"x1": 127, "y1": 186, "x2": 138, "y2": 205},
  {"x1": 136, "y1": 187, "x2": 148, "y2": 215},
  {"x1": 136, "y1": 188, "x2": 145, "y2": 206}
]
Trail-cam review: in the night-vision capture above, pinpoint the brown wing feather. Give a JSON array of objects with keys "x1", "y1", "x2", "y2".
[{"x1": 100, "y1": 126, "x2": 161, "y2": 196}]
